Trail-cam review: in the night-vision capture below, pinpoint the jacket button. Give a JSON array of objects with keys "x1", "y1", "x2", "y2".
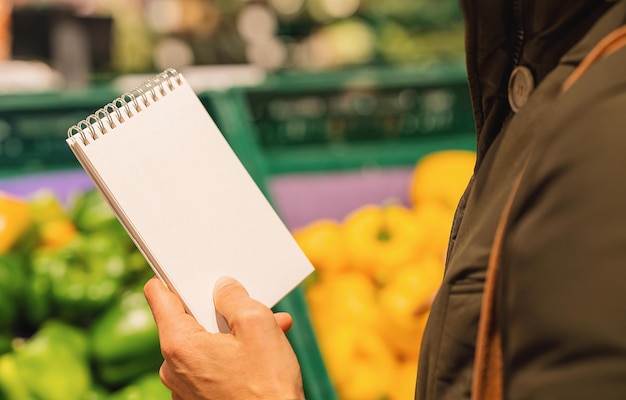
[{"x1": 508, "y1": 66, "x2": 535, "y2": 112}]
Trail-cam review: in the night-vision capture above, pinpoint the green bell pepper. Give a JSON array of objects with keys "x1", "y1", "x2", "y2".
[
  {"x1": 0, "y1": 320, "x2": 91, "y2": 400},
  {"x1": 0, "y1": 354, "x2": 30, "y2": 399},
  {"x1": 109, "y1": 373, "x2": 170, "y2": 400},
  {"x1": 0, "y1": 335, "x2": 11, "y2": 356},
  {"x1": 82, "y1": 385, "x2": 110, "y2": 400},
  {"x1": 31, "y1": 233, "x2": 128, "y2": 323},
  {"x1": 21, "y1": 270, "x2": 53, "y2": 329},
  {"x1": 124, "y1": 248, "x2": 155, "y2": 288},
  {"x1": 0, "y1": 251, "x2": 54, "y2": 332},
  {"x1": 70, "y1": 189, "x2": 117, "y2": 231},
  {"x1": 70, "y1": 190, "x2": 132, "y2": 246},
  {"x1": 69, "y1": 188, "x2": 153, "y2": 289},
  {"x1": 0, "y1": 254, "x2": 25, "y2": 333},
  {"x1": 90, "y1": 288, "x2": 163, "y2": 387}
]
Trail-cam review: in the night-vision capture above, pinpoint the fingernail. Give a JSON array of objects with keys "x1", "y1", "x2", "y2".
[{"x1": 214, "y1": 276, "x2": 237, "y2": 291}]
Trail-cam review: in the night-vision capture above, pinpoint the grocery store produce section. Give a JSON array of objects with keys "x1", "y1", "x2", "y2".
[
  {"x1": 0, "y1": 0, "x2": 479, "y2": 397},
  {"x1": 0, "y1": 149, "x2": 474, "y2": 400},
  {"x1": 0, "y1": 63, "x2": 476, "y2": 400}
]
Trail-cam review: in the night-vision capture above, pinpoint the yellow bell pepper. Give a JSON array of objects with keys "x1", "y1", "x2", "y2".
[
  {"x1": 0, "y1": 193, "x2": 32, "y2": 254},
  {"x1": 28, "y1": 191, "x2": 78, "y2": 250}
]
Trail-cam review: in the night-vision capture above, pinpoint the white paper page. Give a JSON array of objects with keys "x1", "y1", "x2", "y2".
[{"x1": 67, "y1": 74, "x2": 313, "y2": 332}]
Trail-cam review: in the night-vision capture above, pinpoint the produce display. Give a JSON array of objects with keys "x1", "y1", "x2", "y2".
[
  {"x1": 0, "y1": 149, "x2": 474, "y2": 400},
  {"x1": 0, "y1": 189, "x2": 168, "y2": 400},
  {"x1": 294, "y1": 150, "x2": 476, "y2": 400}
]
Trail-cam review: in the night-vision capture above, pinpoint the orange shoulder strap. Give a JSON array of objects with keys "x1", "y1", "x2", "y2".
[
  {"x1": 471, "y1": 164, "x2": 525, "y2": 400},
  {"x1": 562, "y1": 24, "x2": 626, "y2": 93}
]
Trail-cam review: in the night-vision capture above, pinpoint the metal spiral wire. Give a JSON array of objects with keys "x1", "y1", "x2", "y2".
[{"x1": 67, "y1": 68, "x2": 182, "y2": 146}]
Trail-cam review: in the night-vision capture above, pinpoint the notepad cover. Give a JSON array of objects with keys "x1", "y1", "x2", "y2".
[{"x1": 66, "y1": 71, "x2": 314, "y2": 332}]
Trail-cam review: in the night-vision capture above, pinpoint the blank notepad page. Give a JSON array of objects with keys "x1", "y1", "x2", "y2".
[{"x1": 66, "y1": 70, "x2": 313, "y2": 333}]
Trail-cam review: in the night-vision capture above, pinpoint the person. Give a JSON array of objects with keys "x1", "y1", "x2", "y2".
[{"x1": 144, "y1": 0, "x2": 626, "y2": 399}]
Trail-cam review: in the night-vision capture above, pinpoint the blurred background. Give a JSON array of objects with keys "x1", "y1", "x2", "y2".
[
  {"x1": 0, "y1": 2, "x2": 476, "y2": 400},
  {"x1": 1, "y1": 0, "x2": 465, "y2": 91}
]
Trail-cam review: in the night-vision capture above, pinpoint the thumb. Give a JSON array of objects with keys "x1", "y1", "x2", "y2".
[
  {"x1": 213, "y1": 276, "x2": 276, "y2": 336},
  {"x1": 213, "y1": 276, "x2": 249, "y2": 309},
  {"x1": 274, "y1": 312, "x2": 293, "y2": 333}
]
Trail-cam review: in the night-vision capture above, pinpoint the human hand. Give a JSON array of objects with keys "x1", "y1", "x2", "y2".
[{"x1": 144, "y1": 276, "x2": 305, "y2": 400}]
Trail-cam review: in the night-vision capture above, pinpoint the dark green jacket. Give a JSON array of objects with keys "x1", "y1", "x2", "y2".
[{"x1": 416, "y1": 1, "x2": 626, "y2": 399}]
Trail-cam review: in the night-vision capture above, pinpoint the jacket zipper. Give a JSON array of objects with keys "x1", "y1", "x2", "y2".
[
  {"x1": 499, "y1": 1, "x2": 525, "y2": 393},
  {"x1": 512, "y1": 0, "x2": 525, "y2": 67},
  {"x1": 501, "y1": 0, "x2": 525, "y2": 126}
]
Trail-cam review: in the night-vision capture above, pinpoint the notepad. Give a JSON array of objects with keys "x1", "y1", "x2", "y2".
[{"x1": 66, "y1": 69, "x2": 314, "y2": 333}]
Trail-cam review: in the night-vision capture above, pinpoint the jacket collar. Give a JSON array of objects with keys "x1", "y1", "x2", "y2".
[{"x1": 462, "y1": 0, "x2": 619, "y2": 165}]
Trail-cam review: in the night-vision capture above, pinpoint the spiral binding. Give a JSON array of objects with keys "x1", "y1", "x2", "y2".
[{"x1": 67, "y1": 68, "x2": 183, "y2": 146}]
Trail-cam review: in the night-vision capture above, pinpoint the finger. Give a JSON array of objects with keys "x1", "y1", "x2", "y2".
[
  {"x1": 213, "y1": 276, "x2": 275, "y2": 335},
  {"x1": 171, "y1": 393, "x2": 184, "y2": 400},
  {"x1": 274, "y1": 312, "x2": 293, "y2": 333},
  {"x1": 159, "y1": 360, "x2": 174, "y2": 391},
  {"x1": 160, "y1": 363, "x2": 184, "y2": 400},
  {"x1": 144, "y1": 277, "x2": 203, "y2": 338}
]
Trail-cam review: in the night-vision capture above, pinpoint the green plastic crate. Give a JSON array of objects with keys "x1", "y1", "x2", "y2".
[
  {"x1": 198, "y1": 63, "x2": 476, "y2": 400},
  {"x1": 201, "y1": 64, "x2": 475, "y2": 179},
  {"x1": 0, "y1": 88, "x2": 121, "y2": 176}
]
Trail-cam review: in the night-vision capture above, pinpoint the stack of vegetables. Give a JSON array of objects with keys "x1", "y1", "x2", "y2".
[
  {"x1": 0, "y1": 189, "x2": 169, "y2": 400},
  {"x1": 0, "y1": 149, "x2": 475, "y2": 400},
  {"x1": 294, "y1": 150, "x2": 476, "y2": 400}
]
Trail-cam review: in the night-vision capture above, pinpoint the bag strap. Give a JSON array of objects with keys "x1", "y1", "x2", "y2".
[
  {"x1": 562, "y1": 24, "x2": 626, "y2": 93},
  {"x1": 471, "y1": 165, "x2": 525, "y2": 400},
  {"x1": 473, "y1": 24, "x2": 626, "y2": 400}
]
